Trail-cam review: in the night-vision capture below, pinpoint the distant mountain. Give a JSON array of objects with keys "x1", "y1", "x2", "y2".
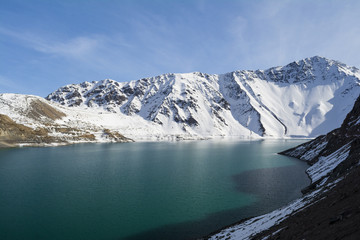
[{"x1": 46, "y1": 56, "x2": 360, "y2": 138}]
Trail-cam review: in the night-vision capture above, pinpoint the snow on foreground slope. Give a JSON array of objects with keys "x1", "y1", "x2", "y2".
[
  {"x1": 207, "y1": 95, "x2": 360, "y2": 240},
  {"x1": 206, "y1": 185, "x2": 328, "y2": 240},
  {"x1": 47, "y1": 56, "x2": 360, "y2": 138}
]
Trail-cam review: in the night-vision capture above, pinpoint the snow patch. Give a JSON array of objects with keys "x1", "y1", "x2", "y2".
[
  {"x1": 307, "y1": 142, "x2": 351, "y2": 182},
  {"x1": 208, "y1": 187, "x2": 323, "y2": 240}
]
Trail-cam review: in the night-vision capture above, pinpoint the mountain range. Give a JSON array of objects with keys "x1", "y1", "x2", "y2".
[{"x1": 1, "y1": 56, "x2": 360, "y2": 146}]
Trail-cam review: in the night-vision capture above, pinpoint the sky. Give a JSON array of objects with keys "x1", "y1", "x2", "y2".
[{"x1": 1, "y1": 0, "x2": 360, "y2": 97}]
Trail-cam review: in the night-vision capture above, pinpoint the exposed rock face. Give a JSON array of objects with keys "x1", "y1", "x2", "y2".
[
  {"x1": 0, "y1": 113, "x2": 131, "y2": 147},
  {"x1": 46, "y1": 56, "x2": 360, "y2": 138},
  {"x1": 0, "y1": 114, "x2": 54, "y2": 146},
  {"x1": 27, "y1": 99, "x2": 66, "y2": 121}
]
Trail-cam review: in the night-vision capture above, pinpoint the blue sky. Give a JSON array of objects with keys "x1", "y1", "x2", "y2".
[{"x1": 1, "y1": 0, "x2": 360, "y2": 97}]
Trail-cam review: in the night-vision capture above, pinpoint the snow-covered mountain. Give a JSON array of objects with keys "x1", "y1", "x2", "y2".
[{"x1": 47, "y1": 56, "x2": 360, "y2": 138}]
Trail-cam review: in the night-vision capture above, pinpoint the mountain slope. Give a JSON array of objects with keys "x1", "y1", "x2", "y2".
[
  {"x1": 207, "y1": 93, "x2": 360, "y2": 240},
  {"x1": 280, "y1": 92, "x2": 360, "y2": 187},
  {"x1": 250, "y1": 95, "x2": 360, "y2": 240},
  {"x1": 0, "y1": 94, "x2": 132, "y2": 147},
  {"x1": 47, "y1": 56, "x2": 360, "y2": 138}
]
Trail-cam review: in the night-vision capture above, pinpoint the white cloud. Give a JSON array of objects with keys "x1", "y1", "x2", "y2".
[{"x1": 34, "y1": 36, "x2": 101, "y2": 58}]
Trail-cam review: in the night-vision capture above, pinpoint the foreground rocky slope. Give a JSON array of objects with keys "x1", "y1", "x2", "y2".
[
  {"x1": 207, "y1": 95, "x2": 360, "y2": 239},
  {"x1": 47, "y1": 56, "x2": 360, "y2": 138}
]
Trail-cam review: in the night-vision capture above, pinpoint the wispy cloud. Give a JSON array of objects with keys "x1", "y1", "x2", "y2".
[
  {"x1": 34, "y1": 36, "x2": 101, "y2": 58},
  {"x1": 226, "y1": 0, "x2": 360, "y2": 70},
  {"x1": 0, "y1": 27, "x2": 105, "y2": 59},
  {"x1": 0, "y1": 21, "x2": 194, "y2": 78}
]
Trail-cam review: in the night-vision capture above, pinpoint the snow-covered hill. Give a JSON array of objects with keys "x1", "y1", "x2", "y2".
[
  {"x1": 46, "y1": 56, "x2": 360, "y2": 139},
  {"x1": 0, "y1": 94, "x2": 133, "y2": 146}
]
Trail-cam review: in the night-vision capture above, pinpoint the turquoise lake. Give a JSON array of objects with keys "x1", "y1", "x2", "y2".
[{"x1": 0, "y1": 140, "x2": 309, "y2": 240}]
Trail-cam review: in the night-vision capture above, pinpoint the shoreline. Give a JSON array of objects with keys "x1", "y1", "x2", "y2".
[
  {"x1": 199, "y1": 150, "x2": 313, "y2": 240},
  {"x1": 0, "y1": 136, "x2": 311, "y2": 149}
]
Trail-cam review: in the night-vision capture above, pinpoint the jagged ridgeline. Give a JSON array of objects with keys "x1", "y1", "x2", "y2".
[
  {"x1": 47, "y1": 56, "x2": 360, "y2": 138},
  {"x1": 1, "y1": 56, "x2": 360, "y2": 146}
]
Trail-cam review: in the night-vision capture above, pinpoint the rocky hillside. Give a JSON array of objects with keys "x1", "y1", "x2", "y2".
[
  {"x1": 207, "y1": 95, "x2": 360, "y2": 239},
  {"x1": 47, "y1": 56, "x2": 360, "y2": 138},
  {"x1": 280, "y1": 94, "x2": 360, "y2": 188},
  {"x1": 0, "y1": 94, "x2": 132, "y2": 147}
]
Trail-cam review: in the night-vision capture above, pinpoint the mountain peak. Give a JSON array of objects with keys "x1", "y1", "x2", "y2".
[{"x1": 306, "y1": 55, "x2": 330, "y2": 62}]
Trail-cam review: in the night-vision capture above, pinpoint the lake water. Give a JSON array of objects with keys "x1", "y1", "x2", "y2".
[{"x1": 0, "y1": 140, "x2": 309, "y2": 240}]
